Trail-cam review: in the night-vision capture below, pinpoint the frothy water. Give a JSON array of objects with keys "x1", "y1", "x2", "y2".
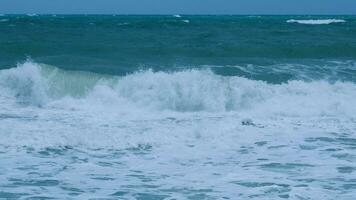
[{"x1": 0, "y1": 61, "x2": 356, "y2": 199}]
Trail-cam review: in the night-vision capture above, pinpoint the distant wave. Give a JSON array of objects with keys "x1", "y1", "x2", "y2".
[
  {"x1": 173, "y1": 14, "x2": 182, "y2": 18},
  {"x1": 117, "y1": 22, "x2": 130, "y2": 26},
  {"x1": 246, "y1": 16, "x2": 261, "y2": 18},
  {"x1": 287, "y1": 19, "x2": 346, "y2": 25}
]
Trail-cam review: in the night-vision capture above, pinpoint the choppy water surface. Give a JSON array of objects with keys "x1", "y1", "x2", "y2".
[{"x1": 0, "y1": 15, "x2": 356, "y2": 199}]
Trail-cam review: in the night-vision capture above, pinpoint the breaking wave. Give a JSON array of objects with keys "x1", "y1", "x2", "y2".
[{"x1": 1, "y1": 61, "x2": 356, "y2": 117}]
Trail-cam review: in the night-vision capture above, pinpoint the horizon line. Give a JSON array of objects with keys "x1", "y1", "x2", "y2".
[{"x1": 1, "y1": 13, "x2": 356, "y2": 16}]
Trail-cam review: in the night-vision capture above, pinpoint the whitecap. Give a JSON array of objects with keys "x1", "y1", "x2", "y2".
[
  {"x1": 247, "y1": 15, "x2": 261, "y2": 18},
  {"x1": 287, "y1": 19, "x2": 345, "y2": 25},
  {"x1": 173, "y1": 14, "x2": 182, "y2": 18}
]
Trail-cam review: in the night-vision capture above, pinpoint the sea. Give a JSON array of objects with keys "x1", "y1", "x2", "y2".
[{"x1": 0, "y1": 15, "x2": 356, "y2": 199}]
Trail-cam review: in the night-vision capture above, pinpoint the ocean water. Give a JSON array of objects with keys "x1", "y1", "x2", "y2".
[{"x1": 0, "y1": 15, "x2": 356, "y2": 199}]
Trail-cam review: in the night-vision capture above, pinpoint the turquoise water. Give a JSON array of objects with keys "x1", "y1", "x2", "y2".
[
  {"x1": 0, "y1": 15, "x2": 356, "y2": 199},
  {"x1": 1, "y1": 15, "x2": 356, "y2": 82}
]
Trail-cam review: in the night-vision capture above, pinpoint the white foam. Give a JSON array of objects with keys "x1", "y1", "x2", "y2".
[
  {"x1": 173, "y1": 14, "x2": 182, "y2": 18},
  {"x1": 182, "y1": 20, "x2": 190, "y2": 23},
  {"x1": 287, "y1": 19, "x2": 346, "y2": 25}
]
